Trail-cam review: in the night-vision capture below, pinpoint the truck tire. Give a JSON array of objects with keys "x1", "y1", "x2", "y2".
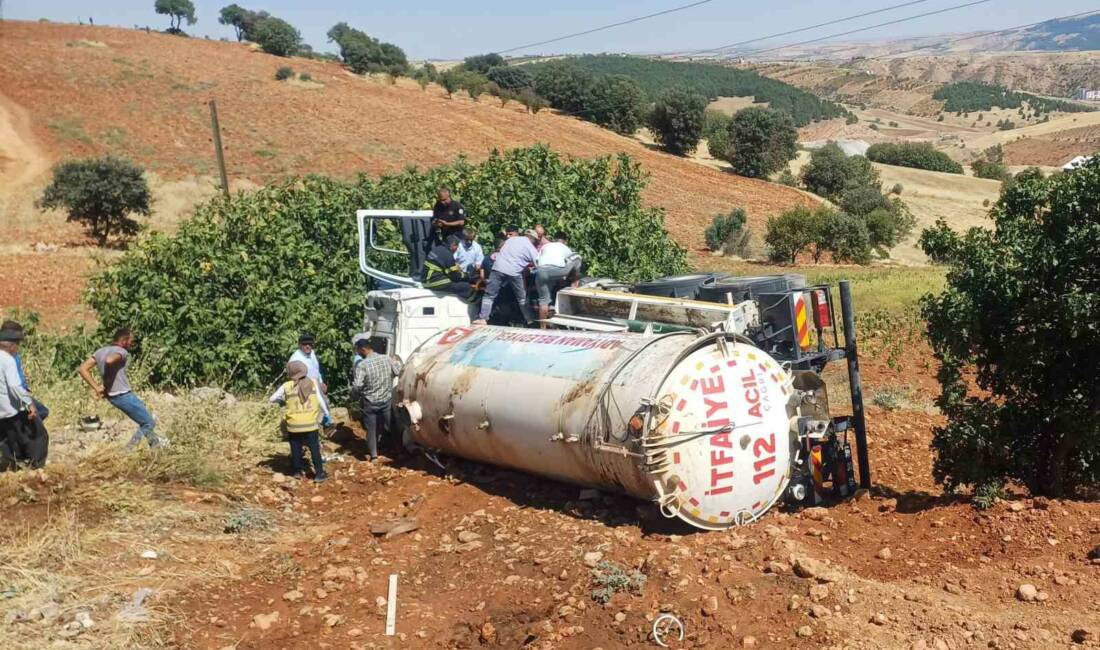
[
  {"x1": 696, "y1": 274, "x2": 807, "y2": 304},
  {"x1": 633, "y1": 273, "x2": 729, "y2": 300}
]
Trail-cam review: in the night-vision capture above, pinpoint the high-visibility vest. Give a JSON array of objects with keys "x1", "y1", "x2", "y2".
[
  {"x1": 282, "y1": 380, "x2": 321, "y2": 433},
  {"x1": 424, "y1": 260, "x2": 460, "y2": 288}
]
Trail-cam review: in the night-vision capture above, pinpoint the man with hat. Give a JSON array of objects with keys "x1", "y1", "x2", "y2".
[
  {"x1": 475, "y1": 229, "x2": 539, "y2": 325},
  {"x1": 0, "y1": 322, "x2": 43, "y2": 469},
  {"x1": 78, "y1": 327, "x2": 165, "y2": 449}
]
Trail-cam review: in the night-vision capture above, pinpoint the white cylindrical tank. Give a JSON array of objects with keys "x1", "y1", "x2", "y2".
[{"x1": 399, "y1": 325, "x2": 798, "y2": 530}]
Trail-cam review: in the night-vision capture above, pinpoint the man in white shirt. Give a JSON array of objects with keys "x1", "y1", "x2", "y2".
[
  {"x1": 0, "y1": 324, "x2": 39, "y2": 469},
  {"x1": 535, "y1": 232, "x2": 583, "y2": 326},
  {"x1": 288, "y1": 332, "x2": 332, "y2": 427},
  {"x1": 454, "y1": 228, "x2": 484, "y2": 276}
]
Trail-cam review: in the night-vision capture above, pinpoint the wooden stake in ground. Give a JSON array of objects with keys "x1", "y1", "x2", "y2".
[
  {"x1": 385, "y1": 574, "x2": 397, "y2": 636},
  {"x1": 208, "y1": 99, "x2": 230, "y2": 198}
]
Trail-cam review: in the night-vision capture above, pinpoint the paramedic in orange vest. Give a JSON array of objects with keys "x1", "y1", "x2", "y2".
[{"x1": 269, "y1": 360, "x2": 330, "y2": 482}]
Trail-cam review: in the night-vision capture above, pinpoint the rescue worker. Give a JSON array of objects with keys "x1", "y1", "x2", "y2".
[
  {"x1": 474, "y1": 229, "x2": 538, "y2": 325},
  {"x1": 351, "y1": 338, "x2": 402, "y2": 461},
  {"x1": 431, "y1": 187, "x2": 467, "y2": 243},
  {"x1": 269, "y1": 360, "x2": 329, "y2": 482},
  {"x1": 535, "y1": 233, "x2": 583, "y2": 327},
  {"x1": 424, "y1": 235, "x2": 476, "y2": 300}
]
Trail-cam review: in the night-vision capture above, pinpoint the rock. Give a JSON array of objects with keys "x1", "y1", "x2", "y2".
[
  {"x1": 702, "y1": 595, "x2": 719, "y2": 616},
  {"x1": 371, "y1": 518, "x2": 420, "y2": 538},
  {"x1": 1008, "y1": 501, "x2": 1026, "y2": 512},
  {"x1": 271, "y1": 473, "x2": 287, "y2": 484},
  {"x1": 252, "y1": 611, "x2": 279, "y2": 630},
  {"x1": 283, "y1": 590, "x2": 303, "y2": 602},
  {"x1": 878, "y1": 498, "x2": 898, "y2": 512},
  {"x1": 766, "y1": 561, "x2": 790, "y2": 575},
  {"x1": 1071, "y1": 629, "x2": 1094, "y2": 644},
  {"x1": 558, "y1": 605, "x2": 575, "y2": 618},
  {"x1": 323, "y1": 613, "x2": 344, "y2": 627},
  {"x1": 853, "y1": 488, "x2": 871, "y2": 501},
  {"x1": 1054, "y1": 574, "x2": 1073, "y2": 586},
  {"x1": 218, "y1": 393, "x2": 238, "y2": 408},
  {"x1": 803, "y1": 507, "x2": 828, "y2": 521},
  {"x1": 742, "y1": 636, "x2": 758, "y2": 647},
  {"x1": 1015, "y1": 584, "x2": 1038, "y2": 602},
  {"x1": 503, "y1": 575, "x2": 521, "y2": 585},
  {"x1": 871, "y1": 613, "x2": 888, "y2": 626},
  {"x1": 480, "y1": 621, "x2": 497, "y2": 644},
  {"x1": 796, "y1": 625, "x2": 813, "y2": 638},
  {"x1": 876, "y1": 547, "x2": 892, "y2": 560},
  {"x1": 190, "y1": 386, "x2": 224, "y2": 401},
  {"x1": 75, "y1": 611, "x2": 95, "y2": 629},
  {"x1": 310, "y1": 496, "x2": 325, "y2": 504},
  {"x1": 809, "y1": 584, "x2": 829, "y2": 602},
  {"x1": 457, "y1": 530, "x2": 482, "y2": 543},
  {"x1": 944, "y1": 582, "x2": 964, "y2": 595},
  {"x1": 456, "y1": 541, "x2": 484, "y2": 553},
  {"x1": 348, "y1": 628, "x2": 362, "y2": 637},
  {"x1": 330, "y1": 407, "x2": 351, "y2": 424},
  {"x1": 614, "y1": 612, "x2": 627, "y2": 623},
  {"x1": 140, "y1": 550, "x2": 158, "y2": 560},
  {"x1": 583, "y1": 551, "x2": 603, "y2": 568},
  {"x1": 809, "y1": 604, "x2": 831, "y2": 619},
  {"x1": 792, "y1": 556, "x2": 838, "y2": 582}
]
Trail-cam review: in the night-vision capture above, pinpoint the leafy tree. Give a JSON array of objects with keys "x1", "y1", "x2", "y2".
[
  {"x1": 519, "y1": 88, "x2": 548, "y2": 114},
  {"x1": 722, "y1": 107, "x2": 798, "y2": 179},
  {"x1": 765, "y1": 206, "x2": 820, "y2": 263},
  {"x1": 863, "y1": 204, "x2": 914, "y2": 254},
  {"x1": 588, "y1": 76, "x2": 645, "y2": 135},
  {"x1": 217, "y1": 4, "x2": 247, "y2": 40},
  {"x1": 919, "y1": 160, "x2": 1100, "y2": 497},
  {"x1": 487, "y1": 66, "x2": 532, "y2": 91},
  {"x1": 37, "y1": 156, "x2": 152, "y2": 244},
  {"x1": 702, "y1": 110, "x2": 732, "y2": 159},
  {"x1": 648, "y1": 88, "x2": 706, "y2": 156},
  {"x1": 800, "y1": 144, "x2": 879, "y2": 200},
  {"x1": 250, "y1": 17, "x2": 301, "y2": 57},
  {"x1": 838, "y1": 183, "x2": 891, "y2": 217},
  {"x1": 327, "y1": 22, "x2": 408, "y2": 74},
  {"x1": 820, "y1": 210, "x2": 872, "y2": 264},
  {"x1": 86, "y1": 146, "x2": 687, "y2": 391},
  {"x1": 972, "y1": 159, "x2": 1013, "y2": 182},
  {"x1": 154, "y1": 0, "x2": 196, "y2": 32},
  {"x1": 533, "y1": 61, "x2": 595, "y2": 114},
  {"x1": 866, "y1": 142, "x2": 964, "y2": 174},
  {"x1": 439, "y1": 69, "x2": 461, "y2": 98},
  {"x1": 704, "y1": 208, "x2": 749, "y2": 256},
  {"x1": 463, "y1": 53, "x2": 505, "y2": 74}
]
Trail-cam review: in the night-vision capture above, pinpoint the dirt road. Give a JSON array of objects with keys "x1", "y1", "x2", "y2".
[{"x1": 0, "y1": 92, "x2": 51, "y2": 231}]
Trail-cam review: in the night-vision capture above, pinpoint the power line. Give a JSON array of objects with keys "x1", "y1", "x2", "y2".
[
  {"x1": 711, "y1": 0, "x2": 992, "y2": 60},
  {"x1": 686, "y1": 0, "x2": 937, "y2": 57},
  {"x1": 496, "y1": 0, "x2": 718, "y2": 55}
]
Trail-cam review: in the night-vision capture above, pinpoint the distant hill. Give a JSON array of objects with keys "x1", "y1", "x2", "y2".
[{"x1": 1010, "y1": 14, "x2": 1100, "y2": 52}]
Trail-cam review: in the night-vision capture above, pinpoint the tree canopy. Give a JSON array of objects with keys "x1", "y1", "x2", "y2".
[
  {"x1": 37, "y1": 156, "x2": 152, "y2": 244},
  {"x1": 919, "y1": 159, "x2": 1100, "y2": 497},
  {"x1": 250, "y1": 17, "x2": 301, "y2": 57},
  {"x1": 327, "y1": 22, "x2": 408, "y2": 74},
  {"x1": 722, "y1": 107, "x2": 798, "y2": 179},
  {"x1": 154, "y1": 0, "x2": 196, "y2": 32},
  {"x1": 647, "y1": 87, "x2": 706, "y2": 156}
]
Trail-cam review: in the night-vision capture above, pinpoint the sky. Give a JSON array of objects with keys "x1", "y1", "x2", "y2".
[{"x1": 5, "y1": 0, "x2": 1095, "y2": 60}]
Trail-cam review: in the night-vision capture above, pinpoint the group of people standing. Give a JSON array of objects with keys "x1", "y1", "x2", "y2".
[{"x1": 423, "y1": 188, "x2": 583, "y2": 326}]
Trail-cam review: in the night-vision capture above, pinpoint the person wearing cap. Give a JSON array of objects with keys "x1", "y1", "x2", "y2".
[
  {"x1": 351, "y1": 338, "x2": 402, "y2": 461},
  {"x1": 77, "y1": 327, "x2": 165, "y2": 449},
  {"x1": 475, "y1": 229, "x2": 538, "y2": 325},
  {"x1": 288, "y1": 332, "x2": 332, "y2": 428},
  {"x1": 269, "y1": 360, "x2": 329, "y2": 482},
  {"x1": 535, "y1": 232, "x2": 583, "y2": 327},
  {"x1": 1, "y1": 320, "x2": 50, "y2": 422},
  {"x1": 423, "y1": 235, "x2": 476, "y2": 300},
  {"x1": 431, "y1": 187, "x2": 467, "y2": 243},
  {"x1": 0, "y1": 323, "x2": 44, "y2": 469}
]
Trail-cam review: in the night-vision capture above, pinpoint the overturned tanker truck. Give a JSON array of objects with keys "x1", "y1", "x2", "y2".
[{"x1": 357, "y1": 210, "x2": 871, "y2": 530}]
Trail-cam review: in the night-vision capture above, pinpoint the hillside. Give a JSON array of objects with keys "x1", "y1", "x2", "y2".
[{"x1": 0, "y1": 21, "x2": 816, "y2": 323}]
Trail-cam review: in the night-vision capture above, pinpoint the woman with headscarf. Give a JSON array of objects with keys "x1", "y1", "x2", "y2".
[{"x1": 269, "y1": 360, "x2": 330, "y2": 482}]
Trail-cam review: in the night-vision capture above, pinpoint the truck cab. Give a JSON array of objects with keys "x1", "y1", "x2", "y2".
[{"x1": 364, "y1": 287, "x2": 473, "y2": 361}]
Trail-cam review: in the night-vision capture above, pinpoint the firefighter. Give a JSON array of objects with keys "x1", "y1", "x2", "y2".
[{"x1": 424, "y1": 235, "x2": 476, "y2": 300}]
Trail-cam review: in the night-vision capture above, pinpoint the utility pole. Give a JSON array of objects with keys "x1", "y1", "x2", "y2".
[{"x1": 208, "y1": 99, "x2": 230, "y2": 198}]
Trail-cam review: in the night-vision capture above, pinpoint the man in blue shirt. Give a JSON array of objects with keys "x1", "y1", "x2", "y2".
[{"x1": 454, "y1": 228, "x2": 484, "y2": 276}]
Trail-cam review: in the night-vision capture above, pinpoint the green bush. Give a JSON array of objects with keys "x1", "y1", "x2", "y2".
[
  {"x1": 702, "y1": 110, "x2": 732, "y2": 159},
  {"x1": 863, "y1": 204, "x2": 915, "y2": 254},
  {"x1": 86, "y1": 146, "x2": 687, "y2": 391},
  {"x1": 274, "y1": 66, "x2": 293, "y2": 80},
  {"x1": 704, "y1": 208, "x2": 750, "y2": 256},
  {"x1": 648, "y1": 88, "x2": 706, "y2": 156},
  {"x1": 722, "y1": 107, "x2": 798, "y2": 179},
  {"x1": 820, "y1": 210, "x2": 872, "y2": 264},
  {"x1": 588, "y1": 75, "x2": 645, "y2": 135},
  {"x1": 37, "y1": 155, "x2": 151, "y2": 244},
  {"x1": 486, "y1": 66, "x2": 532, "y2": 91},
  {"x1": 891, "y1": 183, "x2": 903, "y2": 195},
  {"x1": 776, "y1": 168, "x2": 798, "y2": 187},
  {"x1": 839, "y1": 183, "x2": 891, "y2": 216},
  {"x1": 920, "y1": 159, "x2": 1100, "y2": 497},
  {"x1": 298, "y1": 72, "x2": 312, "y2": 82},
  {"x1": 765, "y1": 206, "x2": 820, "y2": 263},
  {"x1": 866, "y1": 142, "x2": 963, "y2": 174},
  {"x1": 251, "y1": 16, "x2": 301, "y2": 57},
  {"x1": 800, "y1": 144, "x2": 879, "y2": 200},
  {"x1": 972, "y1": 159, "x2": 1013, "y2": 182},
  {"x1": 463, "y1": 53, "x2": 505, "y2": 74},
  {"x1": 326, "y1": 22, "x2": 408, "y2": 74}
]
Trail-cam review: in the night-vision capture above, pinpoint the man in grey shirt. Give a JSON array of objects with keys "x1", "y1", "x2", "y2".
[
  {"x1": 474, "y1": 229, "x2": 538, "y2": 325},
  {"x1": 78, "y1": 327, "x2": 165, "y2": 449}
]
